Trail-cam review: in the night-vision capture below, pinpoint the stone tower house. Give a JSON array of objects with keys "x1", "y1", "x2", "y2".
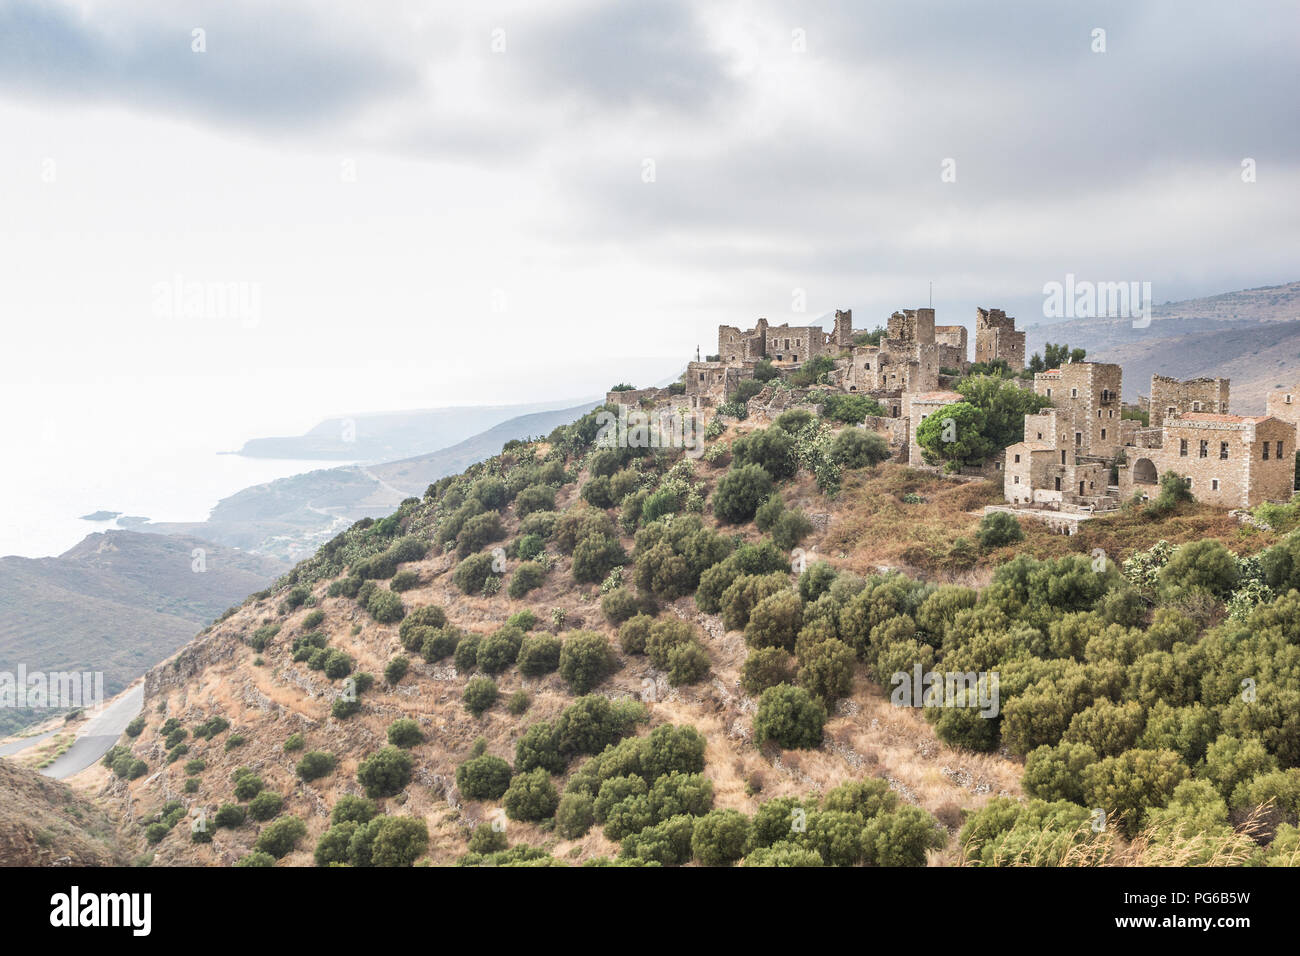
[{"x1": 974, "y1": 307, "x2": 1026, "y2": 368}]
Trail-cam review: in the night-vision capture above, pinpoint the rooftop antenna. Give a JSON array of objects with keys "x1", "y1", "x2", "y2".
[{"x1": 695, "y1": 345, "x2": 701, "y2": 362}]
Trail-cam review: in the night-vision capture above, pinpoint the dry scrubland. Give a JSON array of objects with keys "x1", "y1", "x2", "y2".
[{"x1": 74, "y1": 412, "x2": 1300, "y2": 867}]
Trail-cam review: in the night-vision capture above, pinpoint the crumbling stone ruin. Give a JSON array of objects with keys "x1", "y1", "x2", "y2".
[
  {"x1": 716, "y1": 316, "x2": 831, "y2": 366},
  {"x1": 702, "y1": 305, "x2": 1019, "y2": 465},
  {"x1": 974, "y1": 307, "x2": 1026, "y2": 368}
]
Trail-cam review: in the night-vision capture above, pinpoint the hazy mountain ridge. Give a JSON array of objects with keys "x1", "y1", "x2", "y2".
[
  {"x1": 1024, "y1": 280, "x2": 1300, "y2": 408},
  {"x1": 137, "y1": 401, "x2": 603, "y2": 561},
  {"x1": 235, "y1": 399, "x2": 600, "y2": 462},
  {"x1": 0, "y1": 531, "x2": 287, "y2": 735}
]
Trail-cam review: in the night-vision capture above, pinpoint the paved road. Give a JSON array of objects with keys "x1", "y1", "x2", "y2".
[
  {"x1": 0, "y1": 728, "x2": 58, "y2": 757},
  {"x1": 39, "y1": 684, "x2": 145, "y2": 780}
]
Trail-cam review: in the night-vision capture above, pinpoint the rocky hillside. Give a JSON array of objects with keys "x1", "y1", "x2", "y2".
[
  {"x1": 81, "y1": 396, "x2": 1300, "y2": 867},
  {"x1": 0, "y1": 759, "x2": 127, "y2": 866}
]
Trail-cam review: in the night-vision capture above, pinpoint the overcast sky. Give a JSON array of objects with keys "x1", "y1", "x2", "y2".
[{"x1": 1, "y1": 0, "x2": 1297, "y2": 446}]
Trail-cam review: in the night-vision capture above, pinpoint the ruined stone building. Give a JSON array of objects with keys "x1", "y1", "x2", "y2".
[
  {"x1": 1148, "y1": 375, "x2": 1230, "y2": 429},
  {"x1": 934, "y1": 324, "x2": 969, "y2": 370},
  {"x1": 974, "y1": 308, "x2": 1026, "y2": 368},
  {"x1": 839, "y1": 308, "x2": 943, "y2": 397},
  {"x1": 832, "y1": 309, "x2": 855, "y2": 348},
  {"x1": 716, "y1": 317, "x2": 832, "y2": 366},
  {"x1": 684, "y1": 360, "x2": 752, "y2": 407}
]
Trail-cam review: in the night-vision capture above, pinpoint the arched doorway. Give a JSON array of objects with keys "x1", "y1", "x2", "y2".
[{"x1": 1133, "y1": 458, "x2": 1158, "y2": 484}]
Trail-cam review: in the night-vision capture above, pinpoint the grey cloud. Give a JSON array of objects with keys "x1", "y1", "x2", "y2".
[
  {"x1": 0, "y1": 1, "x2": 415, "y2": 129},
  {"x1": 507, "y1": 1, "x2": 737, "y2": 113}
]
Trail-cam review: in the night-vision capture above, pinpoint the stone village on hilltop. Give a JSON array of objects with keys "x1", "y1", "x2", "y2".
[{"x1": 607, "y1": 306, "x2": 1300, "y2": 533}]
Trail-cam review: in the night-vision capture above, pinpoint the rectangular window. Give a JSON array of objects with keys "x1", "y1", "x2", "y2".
[
  {"x1": 1071, "y1": 388, "x2": 1078, "y2": 398},
  {"x1": 1101, "y1": 429, "x2": 1107, "y2": 440},
  {"x1": 1220, "y1": 441, "x2": 1229, "y2": 460},
  {"x1": 1075, "y1": 432, "x2": 1082, "y2": 447},
  {"x1": 1179, "y1": 439, "x2": 1188, "y2": 457},
  {"x1": 1014, "y1": 454, "x2": 1021, "y2": 463},
  {"x1": 1014, "y1": 475, "x2": 1020, "y2": 484},
  {"x1": 1199, "y1": 440, "x2": 1208, "y2": 458},
  {"x1": 1263, "y1": 441, "x2": 1270, "y2": 460},
  {"x1": 1212, "y1": 479, "x2": 1220, "y2": 491},
  {"x1": 1279, "y1": 441, "x2": 1285, "y2": 458}
]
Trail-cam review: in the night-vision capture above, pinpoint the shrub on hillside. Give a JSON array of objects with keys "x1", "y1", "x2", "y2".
[
  {"x1": 255, "y1": 816, "x2": 307, "y2": 859},
  {"x1": 453, "y1": 553, "x2": 498, "y2": 595},
  {"x1": 387, "y1": 718, "x2": 424, "y2": 748},
  {"x1": 331, "y1": 696, "x2": 361, "y2": 720},
  {"x1": 515, "y1": 485, "x2": 557, "y2": 517},
  {"x1": 503, "y1": 768, "x2": 560, "y2": 822},
  {"x1": 618, "y1": 613, "x2": 655, "y2": 655},
  {"x1": 248, "y1": 790, "x2": 284, "y2": 822},
  {"x1": 357, "y1": 746, "x2": 414, "y2": 798},
  {"x1": 367, "y1": 590, "x2": 405, "y2": 624},
  {"x1": 462, "y1": 677, "x2": 499, "y2": 717},
  {"x1": 390, "y1": 569, "x2": 420, "y2": 592},
  {"x1": 214, "y1": 804, "x2": 246, "y2": 828},
  {"x1": 745, "y1": 590, "x2": 803, "y2": 651},
  {"x1": 296, "y1": 751, "x2": 337, "y2": 781},
  {"x1": 517, "y1": 633, "x2": 562, "y2": 676},
  {"x1": 456, "y1": 754, "x2": 513, "y2": 801},
  {"x1": 370, "y1": 816, "x2": 429, "y2": 867},
  {"x1": 754, "y1": 684, "x2": 826, "y2": 749},
  {"x1": 713, "y1": 464, "x2": 775, "y2": 523},
  {"x1": 601, "y1": 586, "x2": 653, "y2": 625},
  {"x1": 508, "y1": 560, "x2": 547, "y2": 598},
  {"x1": 477, "y1": 625, "x2": 525, "y2": 674},
  {"x1": 976, "y1": 511, "x2": 1024, "y2": 550},
  {"x1": 691, "y1": 809, "x2": 752, "y2": 866},
  {"x1": 830, "y1": 428, "x2": 889, "y2": 468},
  {"x1": 384, "y1": 655, "x2": 410, "y2": 685},
  {"x1": 742, "y1": 647, "x2": 796, "y2": 694},
  {"x1": 453, "y1": 633, "x2": 483, "y2": 672},
  {"x1": 796, "y1": 638, "x2": 856, "y2": 705},
  {"x1": 558, "y1": 631, "x2": 617, "y2": 694},
  {"x1": 556, "y1": 791, "x2": 596, "y2": 839}
]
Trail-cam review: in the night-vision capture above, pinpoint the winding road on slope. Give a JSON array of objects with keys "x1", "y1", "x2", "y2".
[{"x1": 38, "y1": 684, "x2": 144, "y2": 780}]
